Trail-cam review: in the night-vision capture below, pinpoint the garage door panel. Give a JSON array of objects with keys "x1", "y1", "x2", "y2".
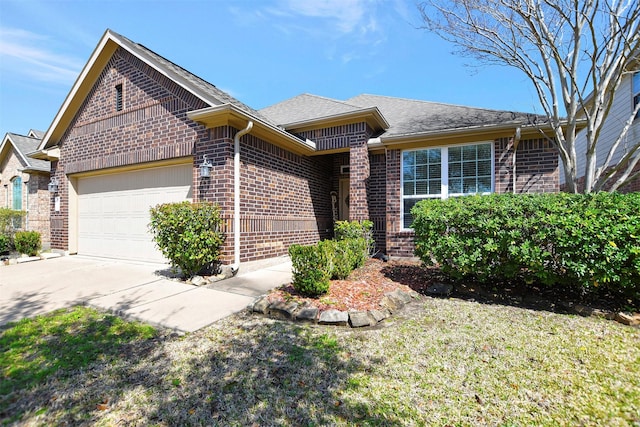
[{"x1": 78, "y1": 164, "x2": 192, "y2": 263}]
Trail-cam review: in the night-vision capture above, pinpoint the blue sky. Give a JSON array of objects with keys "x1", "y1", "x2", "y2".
[{"x1": 0, "y1": 0, "x2": 541, "y2": 139}]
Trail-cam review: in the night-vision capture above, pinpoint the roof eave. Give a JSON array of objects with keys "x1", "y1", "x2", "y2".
[
  {"x1": 280, "y1": 107, "x2": 390, "y2": 133},
  {"x1": 188, "y1": 104, "x2": 316, "y2": 155}
]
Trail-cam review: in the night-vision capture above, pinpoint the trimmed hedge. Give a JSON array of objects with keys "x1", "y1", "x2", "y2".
[
  {"x1": 0, "y1": 208, "x2": 26, "y2": 253},
  {"x1": 334, "y1": 219, "x2": 375, "y2": 255},
  {"x1": 289, "y1": 237, "x2": 369, "y2": 297},
  {"x1": 149, "y1": 202, "x2": 224, "y2": 278},
  {"x1": 14, "y1": 231, "x2": 41, "y2": 256},
  {"x1": 412, "y1": 193, "x2": 640, "y2": 299}
]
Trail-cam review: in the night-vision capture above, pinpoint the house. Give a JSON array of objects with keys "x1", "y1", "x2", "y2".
[
  {"x1": 569, "y1": 70, "x2": 640, "y2": 192},
  {"x1": 33, "y1": 29, "x2": 560, "y2": 265},
  {"x1": 0, "y1": 130, "x2": 51, "y2": 248}
]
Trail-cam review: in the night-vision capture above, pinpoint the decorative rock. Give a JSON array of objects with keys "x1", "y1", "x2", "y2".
[
  {"x1": 190, "y1": 276, "x2": 208, "y2": 286},
  {"x1": 426, "y1": 282, "x2": 454, "y2": 297},
  {"x1": 349, "y1": 311, "x2": 375, "y2": 328},
  {"x1": 268, "y1": 301, "x2": 299, "y2": 319},
  {"x1": 573, "y1": 304, "x2": 593, "y2": 317},
  {"x1": 295, "y1": 306, "x2": 319, "y2": 323},
  {"x1": 369, "y1": 309, "x2": 390, "y2": 323},
  {"x1": 252, "y1": 297, "x2": 270, "y2": 314},
  {"x1": 318, "y1": 309, "x2": 349, "y2": 326},
  {"x1": 388, "y1": 289, "x2": 413, "y2": 304},
  {"x1": 590, "y1": 309, "x2": 616, "y2": 320},
  {"x1": 615, "y1": 312, "x2": 640, "y2": 326},
  {"x1": 379, "y1": 295, "x2": 402, "y2": 313}
]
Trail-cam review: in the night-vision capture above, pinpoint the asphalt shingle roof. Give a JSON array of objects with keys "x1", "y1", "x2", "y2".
[
  {"x1": 5, "y1": 133, "x2": 50, "y2": 172},
  {"x1": 111, "y1": 30, "x2": 277, "y2": 127},
  {"x1": 260, "y1": 92, "x2": 542, "y2": 139},
  {"x1": 260, "y1": 93, "x2": 363, "y2": 126},
  {"x1": 346, "y1": 94, "x2": 537, "y2": 138}
]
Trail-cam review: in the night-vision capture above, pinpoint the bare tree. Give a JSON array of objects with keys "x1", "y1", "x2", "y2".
[{"x1": 420, "y1": 0, "x2": 640, "y2": 193}]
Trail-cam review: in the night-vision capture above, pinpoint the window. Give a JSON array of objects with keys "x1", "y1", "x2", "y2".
[
  {"x1": 401, "y1": 142, "x2": 494, "y2": 228},
  {"x1": 115, "y1": 84, "x2": 123, "y2": 111},
  {"x1": 11, "y1": 177, "x2": 22, "y2": 229},
  {"x1": 633, "y1": 72, "x2": 639, "y2": 120},
  {"x1": 11, "y1": 176, "x2": 22, "y2": 210}
]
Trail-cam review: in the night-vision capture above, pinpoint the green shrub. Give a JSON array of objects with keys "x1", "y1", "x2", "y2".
[
  {"x1": 0, "y1": 208, "x2": 25, "y2": 234},
  {"x1": 412, "y1": 193, "x2": 640, "y2": 300},
  {"x1": 14, "y1": 231, "x2": 41, "y2": 256},
  {"x1": 149, "y1": 202, "x2": 224, "y2": 278},
  {"x1": 0, "y1": 234, "x2": 10, "y2": 254},
  {"x1": 289, "y1": 244, "x2": 331, "y2": 296},
  {"x1": 334, "y1": 220, "x2": 374, "y2": 256}
]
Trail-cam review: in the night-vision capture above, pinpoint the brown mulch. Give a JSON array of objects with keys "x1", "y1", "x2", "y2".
[
  {"x1": 268, "y1": 258, "x2": 443, "y2": 312},
  {"x1": 268, "y1": 258, "x2": 639, "y2": 317}
]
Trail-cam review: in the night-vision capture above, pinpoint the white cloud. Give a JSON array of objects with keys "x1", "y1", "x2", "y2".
[{"x1": 0, "y1": 28, "x2": 82, "y2": 84}]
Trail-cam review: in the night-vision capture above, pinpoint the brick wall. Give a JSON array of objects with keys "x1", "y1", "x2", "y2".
[
  {"x1": 50, "y1": 47, "x2": 210, "y2": 251},
  {"x1": 0, "y1": 150, "x2": 50, "y2": 247},
  {"x1": 197, "y1": 126, "x2": 333, "y2": 263},
  {"x1": 568, "y1": 161, "x2": 640, "y2": 193},
  {"x1": 27, "y1": 172, "x2": 51, "y2": 248},
  {"x1": 385, "y1": 138, "x2": 560, "y2": 258},
  {"x1": 495, "y1": 137, "x2": 559, "y2": 193},
  {"x1": 367, "y1": 152, "x2": 386, "y2": 253}
]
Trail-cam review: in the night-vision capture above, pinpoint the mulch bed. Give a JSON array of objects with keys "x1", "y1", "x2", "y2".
[{"x1": 267, "y1": 258, "x2": 638, "y2": 318}]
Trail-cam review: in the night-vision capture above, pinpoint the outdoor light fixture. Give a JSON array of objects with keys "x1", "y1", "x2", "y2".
[
  {"x1": 48, "y1": 177, "x2": 59, "y2": 193},
  {"x1": 200, "y1": 155, "x2": 212, "y2": 178}
]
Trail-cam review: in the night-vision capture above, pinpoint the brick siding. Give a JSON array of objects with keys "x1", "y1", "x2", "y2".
[
  {"x1": 50, "y1": 47, "x2": 209, "y2": 251},
  {"x1": 196, "y1": 127, "x2": 333, "y2": 263},
  {"x1": 567, "y1": 161, "x2": 640, "y2": 193},
  {"x1": 384, "y1": 138, "x2": 560, "y2": 258},
  {"x1": 0, "y1": 149, "x2": 50, "y2": 247}
]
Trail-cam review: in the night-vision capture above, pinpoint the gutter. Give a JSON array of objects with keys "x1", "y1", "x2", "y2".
[{"x1": 231, "y1": 121, "x2": 254, "y2": 273}]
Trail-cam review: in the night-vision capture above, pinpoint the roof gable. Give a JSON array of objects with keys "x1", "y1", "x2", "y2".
[
  {"x1": 0, "y1": 132, "x2": 50, "y2": 173},
  {"x1": 38, "y1": 29, "x2": 269, "y2": 151}
]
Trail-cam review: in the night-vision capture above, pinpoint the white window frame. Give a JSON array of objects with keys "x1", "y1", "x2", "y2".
[{"x1": 400, "y1": 141, "x2": 495, "y2": 230}]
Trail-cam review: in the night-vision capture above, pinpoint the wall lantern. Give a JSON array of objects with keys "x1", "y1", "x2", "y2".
[
  {"x1": 48, "y1": 177, "x2": 59, "y2": 193},
  {"x1": 199, "y1": 155, "x2": 212, "y2": 178}
]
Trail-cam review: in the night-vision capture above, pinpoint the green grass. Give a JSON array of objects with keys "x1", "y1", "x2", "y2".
[
  {"x1": 0, "y1": 306, "x2": 156, "y2": 423},
  {"x1": 2, "y1": 301, "x2": 639, "y2": 426}
]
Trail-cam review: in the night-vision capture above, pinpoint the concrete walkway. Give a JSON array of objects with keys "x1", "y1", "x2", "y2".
[{"x1": 0, "y1": 255, "x2": 291, "y2": 333}]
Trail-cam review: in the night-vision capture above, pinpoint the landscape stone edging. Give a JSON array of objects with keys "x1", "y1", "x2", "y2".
[{"x1": 251, "y1": 288, "x2": 423, "y2": 328}]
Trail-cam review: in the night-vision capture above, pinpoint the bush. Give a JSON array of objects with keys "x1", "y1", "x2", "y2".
[
  {"x1": 149, "y1": 202, "x2": 224, "y2": 278},
  {"x1": 289, "y1": 244, "x2": 331, "y2": 296},
  {"x1": 0, "y1": 234, "x2": 10, "y2": 254},
  {"x1": 412, "y1": 193, "x2": 640, "y2": 300},
  {"x1": 334, "y1": 220, "x2": 374, "y2": 256},
  {"x1": 0, "y1": 208, "x2": 25, "y2": 234},
  {"x1": 14, "y1": 231, "x2": 41, "y2": 256}
]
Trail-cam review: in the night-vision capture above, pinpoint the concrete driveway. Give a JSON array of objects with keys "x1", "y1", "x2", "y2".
[{"x1": 0, "y1": 256, "x2": 291, "y2": 333}]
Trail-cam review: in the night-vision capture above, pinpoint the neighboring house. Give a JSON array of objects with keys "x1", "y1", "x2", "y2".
[
  {"x1": 0, "y1": 130, "x2": 51, "y2": 248},
  {"x1": 33, "y1": 29, "x2": 560, "y2": 265},
  {"x1": 569, "y1": 70, "x2": 640, "y2": 192}
]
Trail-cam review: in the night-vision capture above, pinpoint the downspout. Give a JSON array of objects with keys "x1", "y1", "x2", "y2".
[
  {"x1": 231, "y1": 120, "x2": 254, "y2": 273},
  {"x1": 512, "y1": 127, "x2": 521, "y2": 194}
]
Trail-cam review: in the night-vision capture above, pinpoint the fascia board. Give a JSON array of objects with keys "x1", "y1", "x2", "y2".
[
  {"x1": 188, "y1": 105, "x2": 316, "y2": 155},
  {"x1": 280, "y1": 107, "x2": 390, "y2": 132}
]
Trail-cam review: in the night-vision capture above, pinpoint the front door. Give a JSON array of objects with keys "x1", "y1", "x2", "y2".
[{"x1": 339, "y1": 178, "x2": 350, "y2": 221}]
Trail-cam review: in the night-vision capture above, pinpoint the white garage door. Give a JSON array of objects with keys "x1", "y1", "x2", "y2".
[{"x1": 78, "y1": 164, "x2": 192, "y2": 263}]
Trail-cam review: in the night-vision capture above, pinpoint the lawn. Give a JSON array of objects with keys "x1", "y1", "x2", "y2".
[{"x1": 1, "y1": 284, "x2": 639, "y2": 425}]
